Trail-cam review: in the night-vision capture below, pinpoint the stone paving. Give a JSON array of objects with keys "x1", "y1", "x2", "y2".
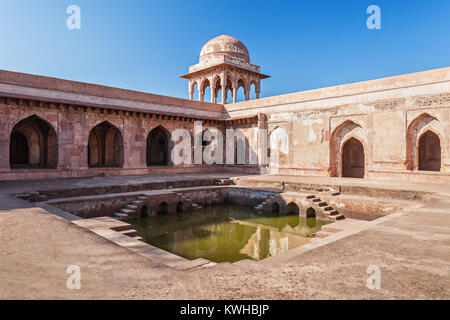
[{"x1": 0, "y1": 173, "x2": 449, "y2": 299}]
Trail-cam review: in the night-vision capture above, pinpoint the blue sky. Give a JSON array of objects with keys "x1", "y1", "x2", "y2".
[{"x1": 0, "y1": 0, "x2": 449, "y2": 100}]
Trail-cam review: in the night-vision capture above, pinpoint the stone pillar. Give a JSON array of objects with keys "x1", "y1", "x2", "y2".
[
  {"x1": 0, "y1": 134, "x2": 9, "y2": 170},
  {"x1": 221, "y1": 86, "x2": 226, "y2": 104},
  {"x1": 221, "y1": 73, "x2": 227, "y2": 104},
  {"x1": 232, "y1": 87, "x2": 237, "y2": 103},
  {"x1": 255, "y1": 79, "x2": 261, "y2": 99},
  {"x1": 257, "y1": 113, "x2": 269, "y2": 173},
  {"x1": 211, "y1": 88, "x2": 216, "y2": 103},
  {"x1": 189, "y1": 84, "x2": 194, "y2": 100},
  {"x1": 245, "y1": 89, "x2": 250, "y2": 101}
]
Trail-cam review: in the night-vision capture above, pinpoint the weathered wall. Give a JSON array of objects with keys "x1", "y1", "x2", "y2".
[
  {"x1": 0, "y1": 97, "x2": 233, "y2": 180},
  {"x1": 225, "y1": 67, "x2": 450, "y2": 183},
  {"x1": 2, "y1": 67, "x2": 450, "y2": 184}
]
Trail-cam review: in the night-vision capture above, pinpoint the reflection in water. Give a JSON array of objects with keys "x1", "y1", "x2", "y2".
[{"x1": 128, "y1": 204, "x2": 330, "y2": 263}]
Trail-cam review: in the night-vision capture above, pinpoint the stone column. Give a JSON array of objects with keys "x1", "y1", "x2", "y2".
[
  {"x1": 255, "y1": 79, "x2": 261, "y2": 99},
  {"x1": 211, "y1": 86, "x2": 216, "y2": 103},
  {"x1": 188, "y1": 83, "x2": 194, "y2": 100},
  {"x1": 222, "y1": 89, "x2": 227, "y2": 104},
  {"x1": 257, "y1": 113, "x2": 268, "y2": 173},
  {"x1": 232, "y1": 87, "x2": 237, "y2": 103},
  {"x1": 245, "y1": 89, "x2": 250, "y2": 101},
  {"x1": 221, "y1": 73, "x2": 227, "y2": 104},
  {"x1": 0, "y1": 134, "x2": 9, "y2": 170}
]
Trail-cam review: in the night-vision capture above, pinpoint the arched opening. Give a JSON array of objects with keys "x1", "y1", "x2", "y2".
[
  {"x1": 156, "y1": 202, "x2": 169, "y2": 215},
  {"x1": 202, "y1": 79, "x2": 211, "y2": 103},
  {"x1": 342, "y1": 138, "x2": 365, "y2": 178},
  {"x1": 213, "y1": 77, "x2": 221, "y2": 104},
  {"x1": 306, "y1": 207, "x2": 316, "y2": 218},
  {"x1": 236, "y1": 79, "x2": 246, "y2": 102},
  {"x1": 215, "y1": 88, "x2": 222, "y2": 104},
  {"x1": 88, "y1": 122, "x2": 123, "y2": 167},
  {"x1": 269, "y1": 127, "x2": 289, "y2": 169},
  {"x1": 330, "y1": 120, "x2": 363, "y2": 177},
  {"x1": 176, "y1": 202, "x2": 184, "y2": 212},
  {"x1": 141, "y1": 205, "x2": 149, "y2": 218},
  {"x1": 147, "y1": 126, "x2": 170, "y2": 166},
  {"x1": 225, "y1": 88, "x2": 233, "y2": 104},
  {"x1": 192, "y1": 82, "x2": 199, "y2": 101},
  {"x1": 306, "y1": 207, "x2": 316, "y2": 228},
  {"x1": 406, "y1": 113, "x2": 439, "y2": 170},
  {"x1": 250, "y1": 83, "x2": 257, "y2": 100},
  {"x1": 286, "y1": 202, "x2": 299, "y2": 215},
  {"x1": 235, "y1": 136, "x2": 246, "y2": 165},
  {"x1": 10, "y1": 115, "x2": 57, "y2": 169},
  {"x1": 418, "y1": 131, "x2": 441, "y2": 171},
  {"x1": 271, "y1": 202, "x2": 280, "y2": 213}
]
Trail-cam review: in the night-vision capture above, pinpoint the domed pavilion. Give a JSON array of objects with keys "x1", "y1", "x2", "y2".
[{"x1": 180, "y1": 34, "x2": 270, "y2": 103}]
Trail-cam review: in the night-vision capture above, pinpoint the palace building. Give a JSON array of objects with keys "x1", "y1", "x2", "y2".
[{"x1": 0, "y1": 34, "x2": 449, "y2": 183}]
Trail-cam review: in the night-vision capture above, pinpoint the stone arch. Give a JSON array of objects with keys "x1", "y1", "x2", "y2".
[
  {"x1": 9, "y1": 115, "x2": 58, "y2": 169},
  {"x1": 156, "y1": 202, "x2": 169, "y2": 215},
  {"x1": 271, "y1": 202, "x2": 280, "y2": 213},
  {"x1": 250, "y1": 79, "x2": 260, "y2": 99},
  {"x1": 224, "y1": 75, "x2": 234, "y2": 104},
  {"x1": 341, "y1": 137, "x2": 365, "y2": 178},
  {"x1": 330, "y1": 120, "x2": 366, "y2": 177},
  {"x1": 269, "y1": 126, "x2": 289, "y2": 170},
  {"x1": 306, "y1": 207, "x2": 316, "y2": 218},
  {"x1": 147, "y1": 125, "x2": 171, "y2": 166},
  {"x1": 306, "y1": 207, "x2": 316, "y2": 228},
  {"x1": 176, "y1": 201, "x2": 184, "y2": 212},
  {"x1": 236, "y1": 78, "x2": 247, "y2": 102},
  {"x1": 406, "y1": 113, "x2": 441, "y2": 171},
  {"x1": 190, "y1": 81, "x2": 199, "y2": 100},
  {"x1": 212, "y1": 75, "x2": 221, "y2": 103},
  {"x1": 200, "y1": 78, "x2": 212, "y2": 103},
  {"x1": 250, "y1": 79, "x2": 259, "y2": 91},
  {"x1": 286, "y1": 202, "x2": 299, "y2": 215},
  {"x1": 88, "y1": 121, "x2": 124, "y2": 168},
  {"x1": 418, "y1": 130, "x2": 441, "y2": 171}
]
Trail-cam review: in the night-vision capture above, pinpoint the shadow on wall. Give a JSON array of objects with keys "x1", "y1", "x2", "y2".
[
  {"x1": 88, "y1": 121, "x2": 124, "y2": 168},
  {"x1": 10, "y1": 115, "x2": 58, "y2": 169},
  {"x1": 147, "y1": 125, "x2": 171, "y2": 166}
]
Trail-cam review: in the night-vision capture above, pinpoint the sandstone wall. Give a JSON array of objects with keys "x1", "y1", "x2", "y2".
[
  {"x1": 225, "y1": 67, "x2": 450, "y2": 183},
  {"x1": 0, "y1": 98, "x2": 232, "y2": 180}
]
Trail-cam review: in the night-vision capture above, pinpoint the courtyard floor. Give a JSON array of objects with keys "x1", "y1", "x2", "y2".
[{"x1": 0, "y1": 173, "x2": 449, "y2": 299}]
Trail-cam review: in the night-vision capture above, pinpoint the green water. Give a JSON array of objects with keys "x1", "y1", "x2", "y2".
[{"x1": 128, "y1": 204, "x2": 330, "y2": 263}]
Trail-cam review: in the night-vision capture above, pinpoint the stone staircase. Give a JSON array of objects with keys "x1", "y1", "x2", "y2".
[
  {"x1": 304, "y1": 193, "x2": 345, "y2": 221},
  {"x1": 114, "y1": 194, "x2": 148, "y2": 220},
  {"x1": 74, "y1": 216, "x2": 142, "y2": 241},
  {"x1": 254, "y1": 192, "x2": 345, "y2": 222},
  {"x1": 113, "y1": 225, "x2": 143, "y2": 241}
]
